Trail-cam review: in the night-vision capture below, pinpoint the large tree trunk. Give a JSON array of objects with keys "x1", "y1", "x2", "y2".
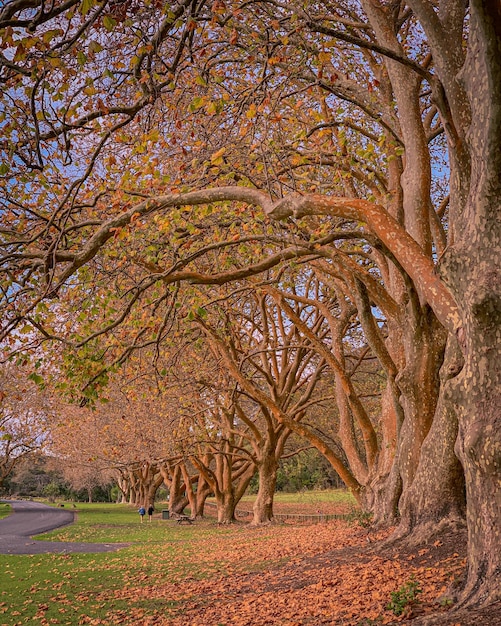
[
  {"x1": 395, "y1": 336, "x2": 466, "y2": 541},
  {"x1": 367, "y1": 305, "x2": 448, "y2": 531},
  {"x1": 396, "y1": 308, "x2": 447, "y2": 497},
  {"x1": 215, "y1": 490, "x2": 237, "y2": 524},
  {"x1": 127, "y1": 469, "x2": 140, "y2": 505},
  {"x1": 252, "y1": 444, "x2": 278, "y2": 525},
  {"x1": 144, "y1": 474, "x2": 163, "y2": 509},
  {"x1": 441, "y1": 0, "x2": 501, "y2": 606},
  {"x1": 192, "y1": 450, "x2": 242, "y2": 523},
  {"x1": 180, "y1": 463, "x2": 198, "y2": 517},
  {"x1": 162, "y1": 464, "x2": 188, "y2": 515},
  {"x1": 369, "y1": 457, "x2": 402, "y2": 527},
  {"x1": 195, "y1": 475, "x2": 212, "y2": 518},
  {"x1": 131, "y1": 462, "x2": 162, "y2": 508}
]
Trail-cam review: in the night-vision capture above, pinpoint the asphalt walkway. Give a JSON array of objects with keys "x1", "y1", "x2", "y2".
[{"x1": 0, "y1": 500, "x2": 129, "y2": 554}]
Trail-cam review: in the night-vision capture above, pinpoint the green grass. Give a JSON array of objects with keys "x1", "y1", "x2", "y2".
[
  {"x1": 0, "y1": 503, "x2": 223, "y2": 625},
  {"x1": 0, "y1": 502, "x2": 11, "y2": 520},
  {"x1": 272, "y1": 489, "x2": 356, "y2": 505},
  {"x1": 0, "y1": 492, "x2": 356, "y2": 625},
  {"x1": 37, "y1": 502, "x2": 185, "y2": 543},
  {"x1": 237, "y1": 488, "x2": 357, "y2": 508}
]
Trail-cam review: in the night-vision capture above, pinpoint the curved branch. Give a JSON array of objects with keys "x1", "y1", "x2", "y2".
[
  {"x1": 5, "y1": 186, "x2": 460, "y2": 339},
  {"x1": 265, "y1": 193, "x2": 460, "y2": 333},
  {"x1": 199, "y1": 319, "x2": 363, "y2": 498},
  {"x1": 306, "y1": 21, "x2": 432, "y2": 81}
]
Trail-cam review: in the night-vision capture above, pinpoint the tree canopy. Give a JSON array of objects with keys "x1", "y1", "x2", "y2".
[{"x1": 0, "y1": 0, "x2": 500, "y2": 612}]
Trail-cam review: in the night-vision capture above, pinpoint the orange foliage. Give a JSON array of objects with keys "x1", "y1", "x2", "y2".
[{"x1": 90, "y1": 522, "x2": 466, "y2": 625}]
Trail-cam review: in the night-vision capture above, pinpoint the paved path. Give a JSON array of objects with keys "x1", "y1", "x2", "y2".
[{"x1": 0, "y1": 500, "x2": 129, "y2": 554}]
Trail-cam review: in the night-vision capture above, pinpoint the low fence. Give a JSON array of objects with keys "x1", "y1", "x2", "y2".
[{"x1": 202, "y1": 500, "x2": 349, "y2": 522}]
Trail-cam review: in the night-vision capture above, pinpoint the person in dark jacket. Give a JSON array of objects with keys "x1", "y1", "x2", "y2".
[{"x1": 147, "y1": 505, "x2": 154, "y2": 522}]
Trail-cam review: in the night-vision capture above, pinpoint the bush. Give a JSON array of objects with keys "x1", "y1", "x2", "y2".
[
  {"x1": 42, "y1": 481, "x2": 63, "y2": 502},
  {"x1": 386, "y1": 577, "x2": 422, "y2": 616},
  {"x1": 346, "y1": 508, "x2": 373, "y2": 528},
  {"x1": 276, "y1": 449, "x2": 344, "y2": 492}
]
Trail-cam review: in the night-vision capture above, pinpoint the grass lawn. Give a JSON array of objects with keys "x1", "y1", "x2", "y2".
[
  {"x1": 0, "y1": 493, "x2": 353, "y2": 625},
  {"x1": 0, "y1": 503, "x2": 11, "y2": 520},
  {"x1": 0, "y1": 503, "x2": 229, "y2": 625},
  {"x1": 239, "y1": 489, "x2": 356, "y2": 514},
  {"x1": 0, "y1": 493, "x2": 470, "y2": 626}
]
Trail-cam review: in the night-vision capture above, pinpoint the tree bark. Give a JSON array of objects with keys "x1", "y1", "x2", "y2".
[
  {"x1": 252, "y1": 443, "x2": 279, "y2": 525},
  {"x1": 180, "y1": 463, "x2": 198, "y2": 517},
  {"x1": 395, "y1": 336, "x2": 466, "y2": 542},
  {"x1": 161, "y1": 464, "x2": 188, "y2": 515},
  {"x1": 215, "y1": 490, "x2": 237, "y2": 524},
  {"x1": 194, "y1": 475, "x2": 212, "y2": 518},
  {"x1": 396, "y1": 309, "x2": 447, "y2": 496},
  {"x1": 440, "y1": 0, "x2": 501, "y2": 606}
]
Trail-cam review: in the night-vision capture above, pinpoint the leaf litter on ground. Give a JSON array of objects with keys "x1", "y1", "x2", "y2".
[{"x1": 96, "y1": 521, "x2": 467, "y2": 625}]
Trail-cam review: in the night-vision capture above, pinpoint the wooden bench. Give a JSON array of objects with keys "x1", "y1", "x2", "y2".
[{"x1": 176, "y1": 515, "x2": 194, "y2": 524}]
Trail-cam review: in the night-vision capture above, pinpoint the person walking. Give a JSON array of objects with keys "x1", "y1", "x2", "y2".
[
  {"x1": 147, "y1": 505, "x2": 154, "y2": 522},
  {"x1": 138, "y1": 506, "x2": 146, "y2": 523}
]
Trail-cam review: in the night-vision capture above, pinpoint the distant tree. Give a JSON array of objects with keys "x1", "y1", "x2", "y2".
[
  {"x1": 7, "y1": 453, "x2": 62, "y2": 497},
  {"x1": 42, "y1": 481, "x2": 63, "y2": 502},
  {"x1": 276, "y1": 448, "x2": 345, "y2": 493},
  {"x1": 0, "y1": 364, "x2": 53, "y2": 492}
]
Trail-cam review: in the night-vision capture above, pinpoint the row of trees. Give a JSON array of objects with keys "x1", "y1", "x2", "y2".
[
  {"x1": 9, "y1": 450, "x2": 341, "y2": 505},
  {"x1": 1, "y1": 356, "x2": 343, "y2": 511},
  {"x1": 0, "y1": 0, "x2": 499, "y2": 611}
]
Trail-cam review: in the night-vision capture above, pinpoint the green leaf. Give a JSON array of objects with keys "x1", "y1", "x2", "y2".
[
  {"x1": 42, "y1": 30, "x2": 62, "y2": 44},
  {"x1": 28, "y1": 372, "x2": 44, "y2": 386},
  {"x1": 103, "y1": 15, "x2": 117, "y2": 32},
  {"x1": 189, "y1": 96, "x2": 204, "y2": 111},
  {"x1": 80, "y1": 0, "x2": 96, "y2": 17},
  {"x1": 88, "y1": 40, "x2": 103, "y2": 54}
]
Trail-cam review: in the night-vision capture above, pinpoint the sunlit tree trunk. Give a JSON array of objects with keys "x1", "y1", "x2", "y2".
[
  {"x1": 191, "y1": 447, "x2": 253, "y2": 524},
  {"x1": 160, "y1": 464, "x2": 188, "y2": 515},
  {"x1": 252, "y1": 440, "x2": 279, "y2": 525},
  {"x1": 181, "y1": 461, "x2": 212, "y2": 518},
  {"x1": 127, "y1": 469, "x2": 140, "y2": 506},
  {"x1": 368, "y1": 384, "x2": 402, "y2": 525},
  {"x1": 397, "y1": 310, "x2": 448, "y2": 493},
  {"x1": 115, "y1": 472, "x2": 130, "y2": 503},
  {"x1": 212, "y1": 451, "x2": 237, "y2": 524},
  {"x1": 362, "y1": 1, "x2": 456, "y2": 536},
  {"x1": 132, "y1": 462, "x2": 163, "y2": 508},
  {"x1": 145, "y1": 474, "x2": 163, "y2": 509},
  {"x1": 195, "y1": 473, "x2": 213, "y2": 518}
]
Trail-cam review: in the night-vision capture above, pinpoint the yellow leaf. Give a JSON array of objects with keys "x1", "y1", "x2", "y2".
[
  {"x1": 210, "y1": 147, "x2": 226, "y2": 163},
  {"x1": 246, "y1": 103, "x2": 257, "y2": 119}
]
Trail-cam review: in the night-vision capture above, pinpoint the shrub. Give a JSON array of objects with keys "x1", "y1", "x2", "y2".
[
  {"x1": 347, "y1": 508, "x2": 374, "y2": 528},
  {"x1": 386, "y1": 577, "x2": 422, "y2": 616}
]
